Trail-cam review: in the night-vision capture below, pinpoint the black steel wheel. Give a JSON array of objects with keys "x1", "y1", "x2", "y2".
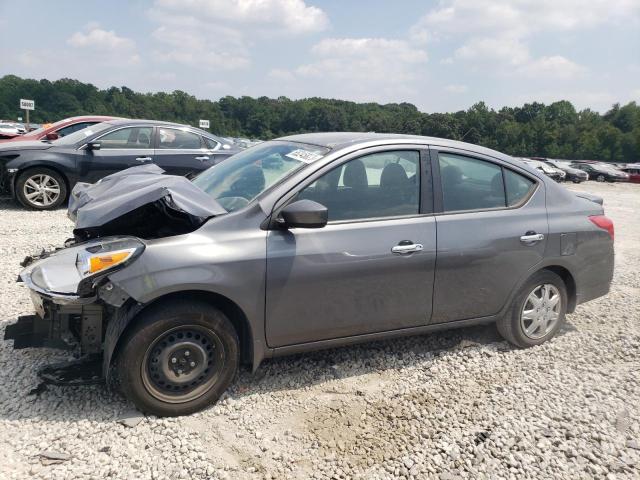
[
  {"x1": 114, "y1": 299, "x2": 239, "y2": 416},
  {"x1": 142, "y1": 325, "x2": 225, "y2": 403}
]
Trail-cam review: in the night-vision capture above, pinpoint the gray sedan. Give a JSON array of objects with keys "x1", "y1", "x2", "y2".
[{"x1": 8, "y1": 133, "x2": 614, "y2": 416}]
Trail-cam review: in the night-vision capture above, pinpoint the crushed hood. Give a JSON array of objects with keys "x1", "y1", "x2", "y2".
[{"x1": 69, "y1": 164, "x2": 226, "y2": 241}]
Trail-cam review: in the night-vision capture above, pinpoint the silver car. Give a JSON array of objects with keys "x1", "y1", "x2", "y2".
[{"x1": 7, "y1": 133, "x2": 615, "y2": 416}]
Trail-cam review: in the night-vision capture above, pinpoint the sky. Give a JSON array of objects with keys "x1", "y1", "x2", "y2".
[{"x1": 1, "y1": 0, "x2": 639, "y2": 113}]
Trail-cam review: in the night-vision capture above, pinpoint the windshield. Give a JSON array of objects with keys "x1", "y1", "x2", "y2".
[
  {"x1": 193, "y1": 140, "x2": 329, "y2": 212},
  {"x1": 53, "y1": 122, "x2": 113, "y2": 145}
]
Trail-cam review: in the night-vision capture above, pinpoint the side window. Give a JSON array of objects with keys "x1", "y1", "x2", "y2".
[
  {"x1": 438, "y1": 153, "x2": 505, "y2": 212},
  {"x1": 57, "y1": 122, "x2": 94, "y2": 137},
  {"x1": 504, "y1": 169, "x2": 535, "y2": 206},
  {"x1": 98, "y1": 127, "x2": 153, "y2": 149},
  {"x1": 297, "y1": 150, "x2": 420, "y2": 221},
  {"x1": 158, "y1": 128, "x2": 202, "y2": 149}
]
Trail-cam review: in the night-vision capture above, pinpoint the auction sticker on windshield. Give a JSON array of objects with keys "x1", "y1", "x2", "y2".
[{"x1": 285, "y1": 149, "x2": 324, "y2": 163}]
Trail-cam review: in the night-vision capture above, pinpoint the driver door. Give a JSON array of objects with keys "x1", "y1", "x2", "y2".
[
  {"x1": 265, "y1": 147, "x2": 437, "y2": 347},
  {"x1": 82, "y1": 126, "x2": 154, "y2": 182}
]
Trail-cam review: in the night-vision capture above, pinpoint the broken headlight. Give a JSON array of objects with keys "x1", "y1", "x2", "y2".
[{"x1": 75, "y1": 238, "x2": 145, "y2": 279}]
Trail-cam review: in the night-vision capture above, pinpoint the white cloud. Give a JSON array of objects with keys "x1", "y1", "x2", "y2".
[
  {"x1": 276, "y1": 38, "x2": 428, "y2": 103},
  {"x1": 411, "y1": 0, "x2": 638, "y2": 78},
  {"x1": 68, "y1": 26, "x2": 134, "y2": 51},
  {"x1": 148, "y1": 0, "x2": 328, "y2": 72},
  {"x1": 517, "y1": 56, "x2": 585, "y2": 79},
  {"x1": 153, "y1": 0, "x2": 329, "y2": 33},
  {"x1": 152, "y1": 24, "x2": 249, "y2": 70},
  {"x1": 269, "y1": 68, "x2": 296, "y2": 81},
  {"x1": 412, "y1": 0, "x2": 640, "y2": 40},
  {"x1": 445, "y1": 84, "x2": 468, "y2": 94},
  {"x1": 66, "y1": 24, "x2": 139, "y2": 65},
  {"x1": 454, "y1": 35, "x2": 529, "y2": 66}
]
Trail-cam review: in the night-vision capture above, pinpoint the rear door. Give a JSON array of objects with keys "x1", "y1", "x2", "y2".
[
  {"x1": 431, "y1": 148, "x2": 547, "y2": 323},
  {"x1": 265, "y1": 146, "x2": 437, "y2": 347},
  {"x1": 152, "y1": 126, "x2": 214, "y2": 177},
  {"x1": 81, "y1": 126, "x2": 154, "y2": 182}
]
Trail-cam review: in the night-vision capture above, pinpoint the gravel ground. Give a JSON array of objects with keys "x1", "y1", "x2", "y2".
[{"x1": 0, "y1": 181, "x2": 639, "y2": 480}]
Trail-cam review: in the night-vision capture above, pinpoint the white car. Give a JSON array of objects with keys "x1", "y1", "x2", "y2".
[{"x1": 0, "y1": 122, "x2": 21, "y2": 138}]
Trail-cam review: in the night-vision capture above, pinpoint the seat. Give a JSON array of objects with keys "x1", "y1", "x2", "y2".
[
  {"x1": 136, "y1": 131, "x2": 150, "y2": 147},
  {"x1": 440, "y1": 165, "x2": 464, "y2": 211},
  {"x1": 343, "y1": 159, "x2": 368, "y2": 191},
  {"x1": 379, "y1": 163, "x2": 414, "y2": 215}
]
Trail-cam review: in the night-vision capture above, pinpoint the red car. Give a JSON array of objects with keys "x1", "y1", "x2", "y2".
[
  {"x1": 0, "y1": 115, "x2": 118, "y2": 143},
  {"x1": 621, "y1": 165, "x2": 640, "y2": 183}
]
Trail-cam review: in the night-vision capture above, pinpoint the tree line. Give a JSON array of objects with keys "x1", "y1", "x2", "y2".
[{"x1": 0, "y1": 74, "x2": 638, "y2": 162}]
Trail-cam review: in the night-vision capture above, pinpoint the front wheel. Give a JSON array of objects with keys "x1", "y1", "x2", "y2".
[
  {"x1": 114, "y1": 300, "x2": 239, "y2": 416},
  {"x1": 15, "y1": 168, "x2": 68, "y2": 210},
  {"x1": 497, "y1": 270, "x2": 567, "y2": 348},
  {"x1": 596, "y1": 174, "x2": 606, "y2": 182}
]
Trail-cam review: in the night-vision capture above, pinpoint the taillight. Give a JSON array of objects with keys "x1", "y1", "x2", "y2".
[{"x1": 589, "y1": 215, "x2": 614, "y2": 241}]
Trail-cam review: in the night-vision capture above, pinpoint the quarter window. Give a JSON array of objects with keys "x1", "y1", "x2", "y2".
[
  {"x1": 98, "y1": 127, "x2": 153, "y2": 149},
  {"x1": 297, "y1": 150, "x2": 420, "y2": 221},
  {"x1": 438, "y1": 153, "x2": 505, "y2": 212},
  {"x1": 204, "y1": 137, "x2": 220, "y2": 150},
  {"x1": 504, "y1": 169, "x2": 535, "y2": 206},
  {"x1": 158, "y1": 128, "x2": 202, "y2": 149}
]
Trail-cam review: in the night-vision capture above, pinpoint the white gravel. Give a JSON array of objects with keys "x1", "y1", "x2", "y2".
[{"x1": 0, "y1": 181, "x2": 639, "y2": 480}]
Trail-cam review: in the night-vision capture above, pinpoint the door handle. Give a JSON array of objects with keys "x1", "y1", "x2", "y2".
[
  {"x1": 135, "y1": 156, "x2": 152, "y2": 162},
  {"x1": 391, "y1": 243, "x2": 423, "y2": 254},
  {"x1": 520, "y1": 233, "x2": 545, "y2": 244},
  {"x1": 195, "y1": 156, "x2": 210, "y2": 161}
]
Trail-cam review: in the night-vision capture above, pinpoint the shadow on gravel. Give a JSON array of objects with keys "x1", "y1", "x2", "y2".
[
  {"x1": 0, "y1": 198, "x2": 67, "y2": 212},
  {"x1": 0, "y1": 319, "x2": 512, "y2": 422},
  {"x1": 1, "y1": 306, "x2": 579, "y2": 422}
]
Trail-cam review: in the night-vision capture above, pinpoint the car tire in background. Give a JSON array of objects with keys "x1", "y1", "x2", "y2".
[
  {"x1": 497, "y1": 270, "x2": 567, "y2": 348},
  {"x1": 15, "y1": 167, "x2": 68, "y2": 210},
  {"x1": 114, "y1": 299, "x2": 239, "y2": 417},
  {"x1": 596, "y1": 174, "x2": 606, "y2": 182}
]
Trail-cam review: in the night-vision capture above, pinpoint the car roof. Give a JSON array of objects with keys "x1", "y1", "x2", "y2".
[
  {"x1": 278, "y1": 132, "x2": 515, "y2": 161},
  {"x1": 101, "y1": 119, "x2": 231, "y2": 144}
]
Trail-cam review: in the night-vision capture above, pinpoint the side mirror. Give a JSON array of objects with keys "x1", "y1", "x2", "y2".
[
  {"x1": 87, "y1": 142, "x2": 101, "y2": 151},
  {"x1": 279, "y1": 199, "x2": 328, "y2": 229},
  {"x1": 45, "y1": 132, "x2": 59, "y2": 140}
]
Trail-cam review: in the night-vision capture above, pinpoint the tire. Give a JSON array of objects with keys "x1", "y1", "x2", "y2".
[
  {"x1": 497, "y1": 270, "x2": 567, "y2": 348},
  {"x1": 572, "y1": 178, "x2": 581, "y2": 183},
  {"x1": 114, "y1": 299, "x2": 239, "y2": 417},
  {"x1": 15, "y1": 167, "x2": 68, "y2": 210},
  {"x1": 596, "y1": 174, "x2": 605, "y2": 182}
]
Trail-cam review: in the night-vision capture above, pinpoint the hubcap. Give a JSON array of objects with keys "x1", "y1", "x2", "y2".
[
  {"x1": 520, "y1": 284, "x2": 562, "y2": 339},
  {"x1": 142, "y1": 325, "x2": 225, "y2": 403},
  {"x1": 23, "y1": 174, "x2": 61, "y2": 207}
]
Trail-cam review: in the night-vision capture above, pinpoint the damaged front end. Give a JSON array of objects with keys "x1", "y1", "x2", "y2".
[
  {"x1": 5, "y1": 164, "x2": 226, "y2": 387},
  {"x1": 6, "y1": 237, "x2": 145, "y2": 385}
]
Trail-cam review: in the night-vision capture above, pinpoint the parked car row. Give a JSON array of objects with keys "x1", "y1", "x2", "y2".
[
  {"x1": 0, "y1": 117, "x2": 241, "y2": 209},
  {"x1": 524, "y1": 157, "x2": 636, "y2": 183}
]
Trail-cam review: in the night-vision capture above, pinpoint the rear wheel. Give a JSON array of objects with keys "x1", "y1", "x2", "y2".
[
  {"x1": 114, "y1": 300, "x2": 239, "y2": 416},
  {"x1": 596, "y1": 174, "x2": 606, "y2": 182},
  {"x1": 16, "y1": 168, "x2": 67, "y2": 210},
  {"x1": 497, "y1": 270, "x2": 567, "y2": 348}
]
